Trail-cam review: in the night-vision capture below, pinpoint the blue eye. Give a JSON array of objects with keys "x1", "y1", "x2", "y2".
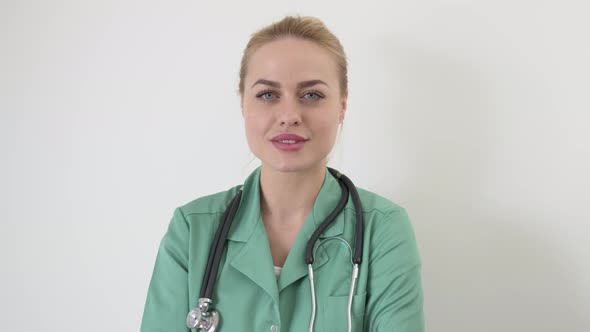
[
  {"x1": 255, "y1": 89, "x2": 324, "y2": 102},
  {"x1": 256, "y1": 90, "x2": 277, "y2": 101},
  {"x1": 302, "y1": 91, "x2": 324, "y2": 101}
]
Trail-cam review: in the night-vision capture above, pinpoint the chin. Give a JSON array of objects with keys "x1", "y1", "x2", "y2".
[
  {"x1": 273, "y1": 165, "x2": 306, "y2": 173},
  {"x1": 263, "y1": 158, "x2": 326, "y2": 174}
]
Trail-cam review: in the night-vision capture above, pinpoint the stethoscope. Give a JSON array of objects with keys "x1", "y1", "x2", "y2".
[{"x1": 186, "y1": 168, "x2": 364, "y2": 332}]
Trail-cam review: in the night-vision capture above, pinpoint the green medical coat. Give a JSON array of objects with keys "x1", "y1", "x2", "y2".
[{"x1": 141, "y1": 167, "x2": 424, "y2": 331}]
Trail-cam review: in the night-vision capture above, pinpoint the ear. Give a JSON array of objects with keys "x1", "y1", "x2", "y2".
[
  {"x1": 339, "y1": 92, "x2": 348, "y2": 123},
  {"x1": 240, "y1": 94, "x2": 245, "y2": 116}
]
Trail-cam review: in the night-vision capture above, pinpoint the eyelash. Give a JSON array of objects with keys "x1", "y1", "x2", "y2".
[{"x1": 255, "y1": 89, "x2": 325, "y2": 102}]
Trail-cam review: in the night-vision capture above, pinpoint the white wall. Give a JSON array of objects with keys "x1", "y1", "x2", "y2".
[{"x1": 2, "y1": 0, "x2": 589, "y2": 331}]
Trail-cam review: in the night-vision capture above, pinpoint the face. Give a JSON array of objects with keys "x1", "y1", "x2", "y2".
[{"x1": 241, "y1": 37, "x2": 347, "y2": 174}]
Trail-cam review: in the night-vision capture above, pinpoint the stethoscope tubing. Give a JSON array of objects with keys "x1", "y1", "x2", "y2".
[
  {"x1": 307, "y1": 236, "x2": 360, "y2": 332},
  {"x1": 191, "y1": 168, "x2": 364, "y2": 332},
  {"x1": 304, "y1": 173, "x2": 349, "y2": 264},
  {"x1": 199, "y1": 189, "x2": 243, "y2": 299}
]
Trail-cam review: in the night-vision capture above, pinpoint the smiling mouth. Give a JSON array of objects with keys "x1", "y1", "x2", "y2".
[{"x1": 271, "y1": 139, "x2": 307, "y2": 151}]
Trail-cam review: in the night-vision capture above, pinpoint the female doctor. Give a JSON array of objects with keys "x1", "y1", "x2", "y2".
[{"x1": 140, "y1": 16, "x2": 424, "y2": 332}]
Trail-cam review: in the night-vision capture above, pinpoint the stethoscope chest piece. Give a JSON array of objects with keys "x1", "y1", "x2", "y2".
[{"x1": 186, "y1": 298, "x2": 219, "y2": 332}]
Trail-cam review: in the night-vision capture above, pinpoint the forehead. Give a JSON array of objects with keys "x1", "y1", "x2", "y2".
[{"x1": 246, "y1": 37, "x2": 339, "y2": 89}]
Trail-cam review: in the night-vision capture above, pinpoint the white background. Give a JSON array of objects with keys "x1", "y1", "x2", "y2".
[{"x1": 2, "y1": 0, "x2": 589, "y2": 331}]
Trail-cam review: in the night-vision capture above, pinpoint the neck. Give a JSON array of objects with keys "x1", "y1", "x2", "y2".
[{"x1": 259, "y1": 163, "x2": 326, "y2": 225}]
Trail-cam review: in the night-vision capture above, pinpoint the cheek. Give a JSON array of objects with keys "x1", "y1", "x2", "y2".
[
  {"x1": 243, "y1": 121, "x2": 259, "y2": 153},
  {"x1": 243, "y1": 112, "x2": 269, "y2": 143},
  {"x1": 310, "y1": 110, "x2": 340, "y2": 134},
  {"x1": 243, "y1": 118, "x2": 257, "y2": 140},
  {"x1": 310, "y1": 121, "x2": 340, "y2": 151}
]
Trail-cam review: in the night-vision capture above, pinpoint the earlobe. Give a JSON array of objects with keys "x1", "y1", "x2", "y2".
[
  {"x1": 240, "y1": 96, "x2": 245, "y2": 116},
  {"x1": 340, "y1": 97, "x2": 347, "y2": 123}
]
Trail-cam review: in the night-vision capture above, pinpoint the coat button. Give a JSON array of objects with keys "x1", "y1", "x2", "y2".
[{"x1": 270, "y1": 324, "x2": 279, "y2": 332}]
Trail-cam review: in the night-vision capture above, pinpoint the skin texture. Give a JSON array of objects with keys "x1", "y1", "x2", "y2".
[
  {"x1": 240, "y1": 37, "x2": 348, "y2": 266},
  {"x1": 241, "y1": 37, "x2": 347, "y2": 174}
]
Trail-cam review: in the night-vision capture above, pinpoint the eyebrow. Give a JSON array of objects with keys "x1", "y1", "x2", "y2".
[{"x1": 251, "y1": 79, "x2": 328, "y2": 89}]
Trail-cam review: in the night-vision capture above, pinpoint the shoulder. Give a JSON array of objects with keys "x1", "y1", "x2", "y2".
[
  {"x1": 176, "y1": 184, "x2": 242, "y2": 218},
  {"x1": 353, "y1": 187, "x2": 417, "y2": 248},
  {"x1": 354, "y1": 187, "x2": 405, "y2": 216}
]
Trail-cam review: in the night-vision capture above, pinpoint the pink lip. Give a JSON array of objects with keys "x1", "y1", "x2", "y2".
[
  {"x1": 271, "y1": 133, "x2": 307, "y2": 142},
  {"x1": 270, "y1": 133, "x2": 308, "y2": 152}
]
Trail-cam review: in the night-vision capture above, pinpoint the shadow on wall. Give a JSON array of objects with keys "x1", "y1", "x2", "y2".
[{"x1": 379, "y1": 43, "x2": 589, "y2": 331}]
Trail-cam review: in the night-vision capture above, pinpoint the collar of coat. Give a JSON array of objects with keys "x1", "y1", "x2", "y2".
[{"x1": 224, "y1": 166, "x2": 348, "y2": 299}]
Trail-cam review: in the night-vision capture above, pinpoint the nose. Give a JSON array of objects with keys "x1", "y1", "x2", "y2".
[{"x1": 277, "y1": 99, "x2": 302, "y2": 127}]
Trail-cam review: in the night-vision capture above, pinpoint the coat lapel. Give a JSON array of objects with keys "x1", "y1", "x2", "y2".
[
  {"x1": 223, "y1": 166, "x2": 350, "y2": 298},
  {"x1": 227, "y1": 218, "x2": 279, "y2": 304},
  {"x1": 277, "y1": 168, "x2": 347, "y2": 292},
  {"x1": 225, "y1": 167, "x2": 279, "y2": 305}
]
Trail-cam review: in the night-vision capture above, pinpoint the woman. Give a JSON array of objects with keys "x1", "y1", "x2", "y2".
[{"x1": 141, "y1": 16, "x2": 424, "y2": 332}]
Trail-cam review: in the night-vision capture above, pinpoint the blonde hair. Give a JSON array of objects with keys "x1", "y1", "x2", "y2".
[{"x1": 238, "y1": 15, "x2": 348, "y2": 96}]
